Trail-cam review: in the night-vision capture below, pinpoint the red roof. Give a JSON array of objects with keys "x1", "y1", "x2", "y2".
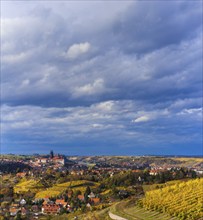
[
  {"x1": 16, "y1": 172, "x2": 26, "y2": 177},
  {"x1": 90, "y1": 198, "x2": 100, "y2": 204},
  {"x1": 42, "y1": 204, "x2": 60, "y2": 214},
  {"x1": 78, "y1": 195, "x2": 85, "y2": 201},
  {"x1": 55, "y1": 199, "x2": 67, "y2": 206}
]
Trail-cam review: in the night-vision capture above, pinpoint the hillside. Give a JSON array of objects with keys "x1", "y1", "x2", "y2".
[
  {"x1": 109, "y1": 178, "x2": 203, "y2": 220},
  {"x1": 35, "y1": 180, "x2": 99, "y2": 199},
  {"x1": 141, "y1": 178, "x2": 203, "y2": 219}
]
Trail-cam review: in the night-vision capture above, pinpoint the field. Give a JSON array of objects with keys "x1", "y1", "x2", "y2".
[
  {"x1": 14, "y1": 178, "x2": 45, "y2": 193},
  {"x1": 35, "y1": 180, "x2": 99, "y2": 199}
]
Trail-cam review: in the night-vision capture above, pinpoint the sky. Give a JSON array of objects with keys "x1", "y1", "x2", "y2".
[{"x1": 1, "y1": 1, "x2": 202, "y2": 156}]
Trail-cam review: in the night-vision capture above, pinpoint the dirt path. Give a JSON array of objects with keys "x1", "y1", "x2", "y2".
[{"x1": 109, "y1": 211, "x2": 128, "y2": 220}]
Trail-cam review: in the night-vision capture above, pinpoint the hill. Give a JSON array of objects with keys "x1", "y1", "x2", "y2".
[
  {"x1": 35, "y1": 180, "x2": 99, "y2": 199},
  {"x1": 109, "y1": 178, "x2": 203, "y2": 220},
  {"x1": 141, "y1": 178, "x2": 203, "y2": 219}
]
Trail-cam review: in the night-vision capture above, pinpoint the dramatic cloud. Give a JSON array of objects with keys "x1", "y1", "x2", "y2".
[{"x1": 1, "y1": 1, "x2": 202, "y2": 155}]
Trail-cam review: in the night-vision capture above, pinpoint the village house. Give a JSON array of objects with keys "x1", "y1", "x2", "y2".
[
  {"x1": 55, "y1": 199, "x2": 68, "y2": 207},
  {"x1": 9, "y1": 207, "x2": 19, "y2": 216},
  {"x1": 88, "y1": 192, "x2": 95, "y2": 198},
  {"x1": 42, "y1": 197, "x2": 50, "y2": 205},
  {"x1": 37, "y1": 158, "x2": 49, "y2": 164},
  {"x1": 149, "y1": 170, "x2": 158, "y2": 175},
  {"x1": 77, "y1": 195, "x2": 85, "y2": 201},
  {"x1": 42, "y1": 204, "x2": 60, "y2": 215},
  {"x1": 90, "y1": 197, "x2": 100, "y2": 205},
  {"x1": 16, "y1": 172, "x2": 27, "y2": 178},
  {"x1": 21, "y1": 207, "x2": 28, "y2": 216},
  {"x1": 52, "y1": 156, "x2": 65, "y2": 165},
  {"x1": 67, "y1": 204, "x2": 72, "y2": 212},
  {"x1": 20, "y1": 198, "x2": 26, "y2": 206},
  {"x1": 31, "y1": 205, "x2": 40, "y2": 215}
]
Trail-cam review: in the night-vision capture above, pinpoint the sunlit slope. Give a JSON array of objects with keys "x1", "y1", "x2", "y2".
[
  {"x1": 35, "y1": 180, "x2": 99, "y2": 198},
  {"x1": 14, "y1": 179, "x2": 44, "y2": 193},
  {"x1": 141, "y1": 178, "x2": 203, "y2": 219}
]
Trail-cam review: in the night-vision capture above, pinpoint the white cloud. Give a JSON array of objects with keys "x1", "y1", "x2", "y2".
[
  {"x1": 72, "y1": 78, "x2": 105, "y2": 97},
  {"x1": 66, "y1": 42, "x2": 91, "y2": 59},
  {"x1": 95, "y1": 101, "x2": 115, "y2": 111},
  {"x1": 2, "y1": 52, "x2": 31, "y2": 64},
  {"x1": 21, "y1": 79, "x2": 30, "y2": 87},
  {"x1": 178, "y1": 108, "x2": 202, "y2": 117},
  {"x1": 132, "y1": 115, "x2": 150, "y2": 123}
]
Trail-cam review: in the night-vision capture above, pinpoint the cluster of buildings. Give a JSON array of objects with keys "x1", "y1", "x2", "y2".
[
  {"x1": 30, "y1": 151, "x2": 65, "y2": 168},
  {"x1": 2, "y1": 190, "x2": 101, "y2": 218}
]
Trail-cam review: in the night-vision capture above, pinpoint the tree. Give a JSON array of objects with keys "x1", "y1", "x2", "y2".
[
  {"x1": 14, "y1": 213, "x2": 22, "y2": 220},
  {"x1": 84, "y1": 186, "x2": 91, "y2": 202},
  {"x1": 84, "y1": 186, "x2": 91, "y2": 196}
]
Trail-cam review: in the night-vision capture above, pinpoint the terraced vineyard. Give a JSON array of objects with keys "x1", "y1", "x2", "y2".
[
  {"x1": 141, "y1": 178, "x2": 203, "y2": 219},
  {"x1": 14, "y1": 179, "x2": 45, "y2": 193},
  {"x1": 35, "y1": 180, "x2": 99, "y2": 198},
  {"x1": 110, "y1": 199, "x2": 177, "y2": 220}
]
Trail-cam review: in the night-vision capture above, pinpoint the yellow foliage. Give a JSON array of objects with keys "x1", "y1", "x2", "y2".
[
  {"x1": 142, "y1": 178, "x2": 203, "y2": 219},
  {"x1": 35, "y1": 180, "x2": 98, "y2": 199}
]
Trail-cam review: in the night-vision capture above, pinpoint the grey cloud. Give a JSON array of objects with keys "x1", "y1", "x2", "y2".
[
  {"x1": 111, "y1": 1, "x2": 201, "y2": 54},
  {"x1": 1, "y1": 1, "x2": 201, "y2": 108},
  {"x1": 1, "y1": 100, "x2": 202, "y2": 154},
  {"x1": 1, "y1": 1, "x2": 202, "y2": 154}
]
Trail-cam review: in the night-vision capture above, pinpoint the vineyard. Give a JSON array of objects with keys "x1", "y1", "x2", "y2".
[
  {"x1": 35, "y1": 180, "x2": 99, "y2": 198},
  {"x1": 141, "y1": 178, "x2": 203, "y2": 220},
  {"x1": 14, "y1": 179, "x2": 45, "y2": 193}
]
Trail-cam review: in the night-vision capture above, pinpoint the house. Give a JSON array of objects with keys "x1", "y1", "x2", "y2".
[
  {"x1": 149, "y1": 170, "x2": 158, "y2": 175},
  {"x1": 37, "y1": 158, "x2": 49, "y2": 164},
  {"x1": 11, "y1": 202, "x2": 20, "y2": 208},
  {"x1": 86, "y1": 203, "x2": 92, "y2": 210},
  {"x1": 55, "y1": 199, "x2": 67, "y2": 207},
  {"x1": 88, "y1": 192, "x2": 95, "y2": 198},
  {"x1": 20, "y1": 199, "x2": 26, "y2": 206},
  {"x1": 9, "y1": 207, "x2": 19, "y2": 216},
  {"x1": 77, "y1": 195, "x2": 85, "y2": 201},
  {"x1": 21, "y1": 207, "x2": 28, "y2": 216},
  {"x1": 42, "y1": 204, "x2": 60, "y2": 215},
  {"x1": 132, "y1": 170, "x2": 140, "y2": 173},
  {"x1": 90, "y1": 197, "x2": 100, "y2": 204},
  {"x1": 52, "y1": 156, "x2": 65, "y2": 165},
  {"x1": 67, "y1": 204, "x2": 72, "y2": 212},
  {"x1": 16, "y1": 172, "x2": 27, "y2": 178},
  {"x1": 31, "y1": 205, "x2": 39, "y2": 215},
  {"x1": 42, "y1": 197, "x2": 50, "y2": 205}
]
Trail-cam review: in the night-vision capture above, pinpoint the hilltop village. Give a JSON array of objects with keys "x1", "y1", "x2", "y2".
[{"x1": 0, "y1": 152, "x2": 202, "y2": 219}]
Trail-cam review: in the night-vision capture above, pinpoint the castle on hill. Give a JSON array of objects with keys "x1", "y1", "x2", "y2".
[{"x1": 36, "y1": 150, "x2": 65, "y2": 165}]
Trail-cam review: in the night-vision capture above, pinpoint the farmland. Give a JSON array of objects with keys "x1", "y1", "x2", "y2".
[
  {"x1": 35, "y1": 180, "x2": 99, "y2": 198},
  {"x1": 14, "y1": 179, "x2": 45, "y2": 193},
  {"x1": 141, "y1": 178, "x2": 203, "y2": 219}
]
